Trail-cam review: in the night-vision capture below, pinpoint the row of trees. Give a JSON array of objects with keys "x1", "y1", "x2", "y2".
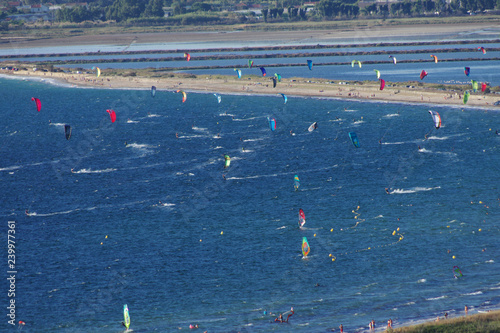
[{"x1": 7, "y1": 0, "x2": 498, "y2": 24}]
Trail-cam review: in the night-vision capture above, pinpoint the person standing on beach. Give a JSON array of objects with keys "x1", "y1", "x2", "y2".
[
  {"x1": 465, "y1": 305, "x2": 468, "y2": 315},
  {"x1": 339, "y1": 324, "x2": 343, "y2": 333}
]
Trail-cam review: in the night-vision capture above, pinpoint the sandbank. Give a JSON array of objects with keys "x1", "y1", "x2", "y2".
[{"x1": 4, "y1": 68, "x2": 500, "y2": 108}]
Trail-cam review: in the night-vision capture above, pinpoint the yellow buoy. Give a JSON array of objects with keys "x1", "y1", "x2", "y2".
[
  {"x1": 105, "y1": 235, "x2": 108, "y2": 239},
  {"x1": 452, "y1": 255, "x2": 456, "y2": 259},
  {"x1": 478, "y1": 229, "x2": 482, "y2": 232},
  {"x1": 330, "y1": 228, "x2": 333, "y2": 232},
  {"x1": 329, "y1": 254, "x2": 332, "y2": 257},
  {"x1": 200, "y1": 239, "x2": 202, "y2": 242},
  {"x1": 100, "y1": 242, "x2": 103, "y2": 245},
  {"x1": 332, "y1": 258, "x2": 336, "y2": 262},
  {"x1": 397, "y1": 227, "x2": 400, "y2": 231},
  {"x1": 313, "y1": 233, "x2": 316, "y2": 237},
  {"x1": 392, "y1": 230, "x2": 396, "y2": 236},
  {"x1": 221, "y1": 231, "x2": 224, "y2": 235}
]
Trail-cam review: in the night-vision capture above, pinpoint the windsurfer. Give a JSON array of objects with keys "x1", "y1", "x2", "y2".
[{"x1": 275, "y1": 314, "x2": 284, "y2": 322}]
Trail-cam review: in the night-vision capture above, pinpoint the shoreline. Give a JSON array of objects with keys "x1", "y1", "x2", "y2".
[{"x1": 3, "y1": 69, "x2": 500, "y2": 109}]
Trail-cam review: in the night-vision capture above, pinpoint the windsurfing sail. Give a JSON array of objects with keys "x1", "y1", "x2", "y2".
[
  {"x1": 307, "y1": 59, "x2": 313, "y2": 70},
  {"x1": 428, "y1": 110, "x2": 441, "y2": 129},
  {"x1": 464, "y1": 67, "x2": 471, "y2": 76},
  {"x1": 176, "y1": 90, "x2": 187, "y2": 103},
  {"x1": 214, "y1": 93, "x2": 222, "y2": 103},
  {"x1": 248, "y1": 60, "x2": 254, "y2": 68},
  {"x1": 294, "y1": 175, "x2": 300, "y2": 191},
  {"x1": 308, "y1": 122, "x2": 318, "y2": 132},
  {"x1": 379, "y1": 78, "x2": 385, "y2": 91},
  {"x1": 430, "y1": 54, "x2": 438, "y2": 63},
  {"x1": 389, "y1": 55, "x2": 397, "y2": 65},
  {"x1": 123, "y1": 304, "x2": 130, "y2": 330},
  {"x1": 463, "y1": 91, "x2": 470, "y2": 104},
  {"x1": 420, "y1": 70, "x2": 428, "y2": 80},
  {"x1": 234, "y1": 68, "x2": 242, "y2": 79},
  {"x1": 224, "y1": 155, "x2": 231, "y2": 168},
  {"x1": 374, "y1": 69, "x2": 380, "y2": 79},
  {"x1": 260, "y1": 67, "x2": 266, "y2": 77},
  {"x1": 351, "y1": 60, "x2": 362, "y2": 68},
  {"x1": 184, "y1": 53, "x2": 191, "y2": 61},
  {"x1": 267, "y1": 117, "x2": 276, "y2": 131},
  {"x1": 453, "y1": 266, "x2": 463, "y2": 278},
  {"x1": 64, "y1": 124, "x2": 72, "y2": 140},
  {"x1": 151, "y1": 86, "x2": 156, "y2": 98},
  {"x1": 471, "y1": 80, "x2": 478, "y2": 92},
  {"x1": 349, "y1": 131, "x2": 360, "y2": 148},
  {"x1": 106, "y1": 109, "x2": 116, "y2": 123},
  {"x1": 31, "y1": 97, "x2": 41, "y2": 112},
  {"x1": 280, "y1": 93, "x2": 288, "y2": 104},
  {"x1": 477, "y1": 46, "x2": 486, "y2": 54},
  {"x1": 302, "y1": 237, "x2": 310, "y2": 257},
  {"x1": 299, "y1": 209, "x2": 306, "y2": 227}
]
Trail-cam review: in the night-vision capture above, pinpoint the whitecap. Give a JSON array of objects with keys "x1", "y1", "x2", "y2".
[{"x1": 426, "y1": 296, "x2": 447, "y2": 301}]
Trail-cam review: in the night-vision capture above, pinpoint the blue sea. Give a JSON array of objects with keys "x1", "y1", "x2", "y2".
[{"x1": 1, "y1": 76, "x2": 499, "y2": 332}]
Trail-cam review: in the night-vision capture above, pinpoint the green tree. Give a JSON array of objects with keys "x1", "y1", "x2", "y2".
[
  {"x1": 106, "y1": 0, "x2": 147, "y2": 21},
  {"x1": 143, "y1": 0, "x2": 165, "y2": 17}
]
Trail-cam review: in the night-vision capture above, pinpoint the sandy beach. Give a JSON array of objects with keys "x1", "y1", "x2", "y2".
[{"x1": 4, "y1": 68, "x2": 500, "y2": 108}]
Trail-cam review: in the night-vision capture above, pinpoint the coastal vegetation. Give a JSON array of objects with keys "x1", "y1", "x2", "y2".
[
  {"x1": 393, "y1": 310, "x2": 500, "y2": 333},
  {"x1": 1, "y1": 0, "x2": 500, "y2": 31}
]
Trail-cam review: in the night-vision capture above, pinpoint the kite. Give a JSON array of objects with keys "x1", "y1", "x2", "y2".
[
  {"x1": 31, "y1": 97, "x2": 41, "y2": 112},
  {"x1": 477, "y1": 46, "x2": 486, "y2": 54},
  {"x1": 64, "y1": 124, "x2": 72, "y2": 140},
  {"x1": 349, "y1": 132, "x2": 360, "y2": 148},
  {"x1": 463, "y1": 91, "x2": 470, "y2": 104},
  {"x1": 481, "y1": 82, "x2": 487, "y2": 92},
  {"x1": 234, "y1": 68, "x2": 242, "y2": 79},
  {"x1": 374, "y1": 69, "x2": 380, "y2": 79},
  {"x1": 389, "y1": 55, "x2": 397, "y2": 65},
  {"x1": 214, "y1": 93, "x2": 221, "y2": 103},
  {"x1": 464, "y1": 67, "x2": 471, "y2": 76},
  {"x1": 151, "y1": 86, "x2": 156, "y2": 98},
  {"x1": 428, "y1": 110, "x2": 441, "y2": 129},
  {"x1": 176, "y1": 90, "x2": 187, "y2": 103},
  {"x1": 379, "y1": 78, "x2": 385, "y2": 91},
  {"x1": 184, "y1": 53, "x2": 191, "y2": 61},
  {"x1": 307, "y1": 59, "x2": 313, "y2": 70},
  {"x1": 351, "y1": 60, "x2": 362, "y2": 68},
  {"x1": 92, "y1": 66, "x2": 101, "y2": 78},
  {"x1": 430, "y1": 54, "x2": 438, "y2": 63},
  {"x1": 260, "y1": 67, "x2": 266, "y2": 77},
  {"x1": 280, "y1": 93, "x2": 287, "y2": 104},
  {"x1": 471, "y1": 80, "x2": 478, "y2": 92},
  {"x1": 420, "y1": 70, "x2": 428, "y2": 80},
  {"x1": 248, "y1": 60, "x2": 254, "y2": 68},
  {"x1": 274, "y1": 73, "x2": 282, "y2": 82},
  {"x1": 106, "y1": 109, "x2": 116, "y2": 123},
  {"x1": 224, "y1": 155, "x2": 231, "y2": 168}
]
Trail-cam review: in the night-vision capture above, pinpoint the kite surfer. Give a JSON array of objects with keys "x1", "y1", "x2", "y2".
[
  {"x1": 385, "y1": 188, "x2": 390, "y2": 195},
  {"x1": 25, "y1": 209, "x2": 29, "y2": 216},
  {"x1": 275, "y1": 308, "x2": 294, "y2": 323},
  {"x1": 222, "y1": 174, "x2": 226, "y2": 181}
]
